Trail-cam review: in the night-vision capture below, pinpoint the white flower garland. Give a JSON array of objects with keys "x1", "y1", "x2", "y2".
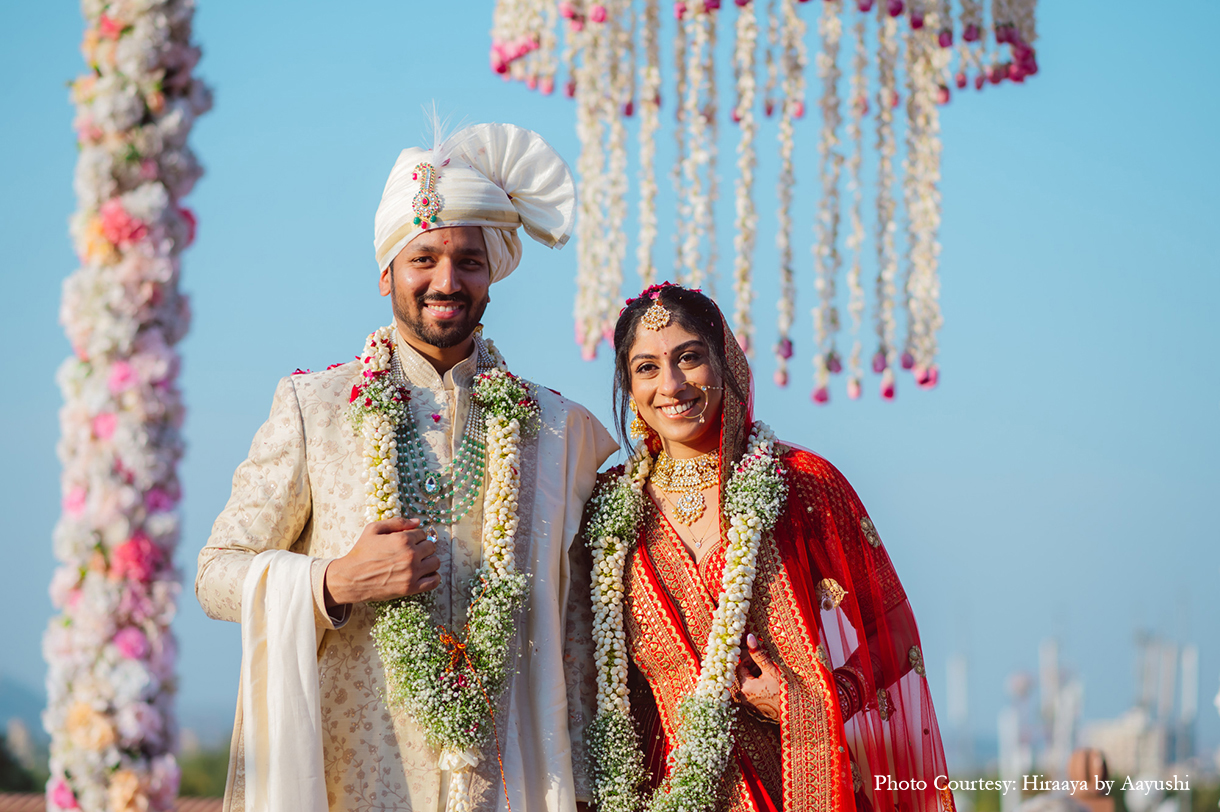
[
  {"x1": 812, "y1": 0, "x2": 845, "y2": 405},
  {"x1": 873, "y1": 5, "x2": 900, "y2": 401},
  {"x1": 844, "y1": 13, "x2": 869, "y2": 401},
  {"x1": 47, "y1": 2, "x2": 210, "y2": 811},
  {"x1": 353, "y1": 326, "x2": 538, "y2": 812},
  {"x1": 772, "y1": 0, "x2": 805, "y2": 389},
  {"x1": 636, "y1": 0, "x2": 662, "y2": 286},
  {"x1": 586, "y1": 423, "x2": 788, "y2": 812},
  {"x1": 730, "y1": 0, "x2": 759, "y2": 355}
]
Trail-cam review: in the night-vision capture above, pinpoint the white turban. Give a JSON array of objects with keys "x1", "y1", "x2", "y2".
[{"x1": 373, "y1": 122, "x2": 576, "y2": 282}]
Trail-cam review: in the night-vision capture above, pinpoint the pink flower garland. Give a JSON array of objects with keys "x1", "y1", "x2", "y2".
[{"x1": 47, "y1": 2, "x2": 210, "y2": 811}]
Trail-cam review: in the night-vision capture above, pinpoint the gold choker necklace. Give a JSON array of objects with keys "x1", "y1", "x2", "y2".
[{"x1": 651, "y1": 450, "x2": 719, "y2": 524}]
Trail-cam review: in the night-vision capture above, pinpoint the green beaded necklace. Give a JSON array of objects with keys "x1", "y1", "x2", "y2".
[{"x1": 389, "y1": 343, "x2": 494, "y2": 526}]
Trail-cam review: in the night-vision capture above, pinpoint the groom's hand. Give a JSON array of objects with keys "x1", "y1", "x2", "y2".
[{"x1": 323, "y1": 517, "x2": 440, "y2": 607}]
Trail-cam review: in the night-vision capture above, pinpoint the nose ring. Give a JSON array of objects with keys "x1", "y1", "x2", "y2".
[{"x1": 693, "y1": 384, "x2": 723, "y2": 424}]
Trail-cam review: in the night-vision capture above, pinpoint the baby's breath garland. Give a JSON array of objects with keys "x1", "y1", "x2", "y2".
[
  {"x1": 350, "y1": 325, "x2": 540, "y2": 812},
  {"x1": 586, "y1": 423, "x2": 788, "y2": 812}
]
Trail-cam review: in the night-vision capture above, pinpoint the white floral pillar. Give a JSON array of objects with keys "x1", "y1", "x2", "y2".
[{"x1": 45, "y1": 2, "x2": 211, "y2": 810}]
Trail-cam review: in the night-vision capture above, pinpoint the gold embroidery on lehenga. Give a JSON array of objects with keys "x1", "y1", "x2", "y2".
[
  {"x1": 624, "y1": 503, "x2": 783, "y2": 812},
  {"x1": 815, "y1": 644, "x2": 831, "y2": 670},
  {"x1": 816, "y1": 578, "x2": 847, "y2": 611},
  {"x1": 755, "y1": 525, "x2": 849, "y2": 812}
]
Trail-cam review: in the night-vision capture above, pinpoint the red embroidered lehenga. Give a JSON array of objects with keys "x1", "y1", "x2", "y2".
[{"x1": 613, "y1": 312, "x2": 953, "y2": 812}]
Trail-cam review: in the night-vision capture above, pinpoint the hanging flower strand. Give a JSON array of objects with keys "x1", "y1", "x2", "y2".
[
  {"x1": 844, "y1": 11, "x2": 869, "y2": 400},
  {"x1": 636, "y1": 0, "x2": 662, "y2": 285},
  {"x1": 811, "y1": 0, "x2": 845, "y2": 405},
  {"x1": 773, "y1": 0, "x2": 805, "y2": 388},
  {"x1": 730, "y1": 0, "x2": 760, "y2": 355},
  {"x1": 873, "y1": 3, "x2": 899, "y2": 401}
]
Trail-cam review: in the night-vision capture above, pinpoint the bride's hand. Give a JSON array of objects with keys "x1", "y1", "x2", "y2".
[{"x1": 734, "y1": 633, "x2": 784, "y2": 722}]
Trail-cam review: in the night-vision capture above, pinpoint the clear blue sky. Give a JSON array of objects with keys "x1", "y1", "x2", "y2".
[{"x1": 2, "y1": 0, "x2": 1217, "y2": 757}]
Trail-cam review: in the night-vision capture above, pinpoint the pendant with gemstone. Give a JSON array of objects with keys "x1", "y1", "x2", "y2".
[
  {"x1": 423, "y1": 474, "x2": 440, "y2": 495},
  {"x1": 674, "y1": 490, "x2": 706, "y2": 525}
]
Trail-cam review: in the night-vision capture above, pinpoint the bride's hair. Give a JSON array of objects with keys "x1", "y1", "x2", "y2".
[{"x1": 611, "y1": 285, "x2": 748, "y2": 445}]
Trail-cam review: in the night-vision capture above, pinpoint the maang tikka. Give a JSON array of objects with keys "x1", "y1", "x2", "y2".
[{"x1": 640, "y1": 294, "x2": 671, "y2": 331}]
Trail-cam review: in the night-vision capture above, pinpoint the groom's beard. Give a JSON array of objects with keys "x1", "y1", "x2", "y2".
[{"x1": 391, "y1": 273, "x2": 489, "y2": 349}]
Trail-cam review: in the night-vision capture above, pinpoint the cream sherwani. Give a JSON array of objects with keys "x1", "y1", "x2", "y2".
[{"x1": 197, "y1": 334, "x2": 616, "y2": 812}]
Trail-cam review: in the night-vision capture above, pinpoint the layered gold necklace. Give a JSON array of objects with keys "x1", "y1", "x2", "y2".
[{"x1": 650, "y1": 450, "x2": 719, "y2": 524}]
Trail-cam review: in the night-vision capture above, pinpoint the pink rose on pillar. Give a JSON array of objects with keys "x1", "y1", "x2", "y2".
[
  {"x1": 99, "y1": 199, "x2": 148, "y2": 247},
  {"x1": 111, "y1": 532, "x2": 163, "y2": 584},
  {"x1": 49, "y1": 777, "x2": 79, "y2": 809},
  {"x1": 114, "y1": 626, "x2": 151, "y2": 660}
]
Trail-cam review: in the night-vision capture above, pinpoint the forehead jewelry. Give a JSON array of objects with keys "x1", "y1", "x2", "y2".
[
  {"x1": 411, "y1": 162, "x2": 443, "y2": 230},
  {"x1": 640, "y1": 293, "x2": 671, "y2": 331}
]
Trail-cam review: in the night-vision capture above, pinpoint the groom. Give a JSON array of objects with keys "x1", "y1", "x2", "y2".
[{"x1": 196, "y1": 122, "x2": 616, "y2": 812}]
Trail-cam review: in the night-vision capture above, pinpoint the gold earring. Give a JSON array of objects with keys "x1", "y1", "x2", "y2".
[{"x1": 629, "y1": 400, "x2": 649, "y2": 439}]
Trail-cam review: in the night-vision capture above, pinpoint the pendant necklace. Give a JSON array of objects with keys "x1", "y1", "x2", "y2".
[
  {"x1": 389, "y1": 342, "x2": 495, "y2": 537},
  {"x1": 650, "y1": 449, "x2": 720, "y2": 525}
]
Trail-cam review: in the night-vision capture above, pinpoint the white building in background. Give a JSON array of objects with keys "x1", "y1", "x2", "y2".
[{"x1": 1078, "y1": 635, "x2": 1200, "y2": 779}]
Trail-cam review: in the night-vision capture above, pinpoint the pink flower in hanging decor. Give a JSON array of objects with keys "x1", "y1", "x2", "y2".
[
  {"x1": 916, "y1": 365, "x2": 939, "y2": 389},
  {"x1": 589, "y1": 5, "x2": 608, "y2": 23},
  {"x1": 812, "y1": 386, "x2": 830, "y2": 405},
  {"x1": 880, "y1": 371, "x2": 896, "y2": 401},
  {"x1": 773, "y1": 369, "x2": 789, "y2": 388},
  {"x1": 109, "y1": 359, "x2": 138, "y2": 394},
  {"x1": 900, "y1": 350, "x2": 915, "y2": 370},
  {"x1": 99, "y1": 199, "x2": 148, "y2": 248},
  {"x1": 936, "y1": 85, "x2": 951, "y2": 105},
  {"x1": 910, "y1": 10, "x2": 924, "y2": 29},
  {"x1": 871, "y1": 350, "x2": 887, "y2": 374},
  {"x1": 558, "y1": 1, "x2": 576, "y2": 17},
  {"x1": 963, "y1": 22, "x2": 980, "y2": 42},
  {"x1": 938, "y1": 30, "x2": 953, "y2": 48},
  {"x1": 49, "y1": 777, "x2": 79, "y2": 809},
  {"x1": 955, "y1": 71, "x2": 968, "y2": 89},
  {"x1": 114, "y1": 626, "x2": 151, "y2": 660},
  {"x1": 111, "y1": 532, "x2": 163, "y2": 584},
  {"x1": 776, "y1": 338, "x2": 794, "y2": 360},
  {"x1": 886, "y1": 0, "x2": 903, "y2": 18},
  {"x1": 540, "y1": 76, "x2": 555, "y2": 95},
  {"x1": 846, "y1": 378, "x2": 862, "y2": 400}
]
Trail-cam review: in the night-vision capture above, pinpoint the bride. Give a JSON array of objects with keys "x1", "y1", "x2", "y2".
[{"x1": 583, "y1": 284, "x2": 953, "y2": 812}]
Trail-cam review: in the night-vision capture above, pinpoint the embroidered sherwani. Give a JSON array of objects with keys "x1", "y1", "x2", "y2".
[{"x1": 197, "y1": 335, "x2": 616, "y2": 812}]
